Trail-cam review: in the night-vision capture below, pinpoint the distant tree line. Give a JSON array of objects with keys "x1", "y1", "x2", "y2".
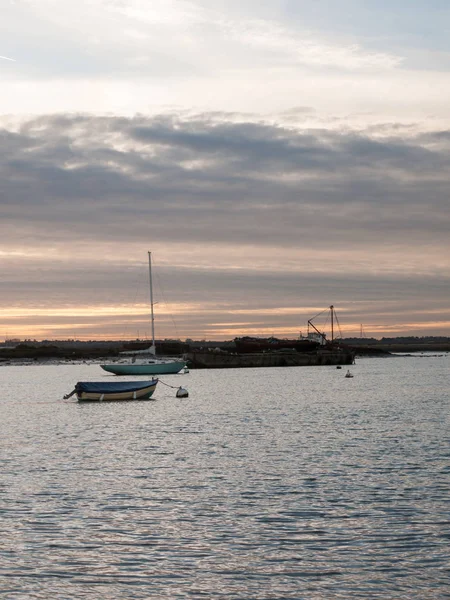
[{"x1": 342, "y1": 336, "x2": 450, "y2": 345}]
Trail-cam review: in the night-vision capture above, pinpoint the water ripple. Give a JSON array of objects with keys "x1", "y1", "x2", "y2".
[{"x1": 1, "y1": 356, "x2": 449, "y2": 598}]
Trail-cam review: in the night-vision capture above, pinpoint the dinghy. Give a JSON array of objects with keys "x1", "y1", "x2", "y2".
[{"x1": 64, "y1": 379, "x2": 158, "y2": 402}]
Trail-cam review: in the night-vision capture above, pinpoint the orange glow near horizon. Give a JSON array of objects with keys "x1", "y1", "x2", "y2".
[{"x1": 3, "y1": 313, "x2": 450, "y2": 342}]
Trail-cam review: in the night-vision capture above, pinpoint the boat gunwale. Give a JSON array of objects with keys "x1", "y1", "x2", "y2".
[{"x1": 76, "y1": 380, "x2": 158, "y2": 402}]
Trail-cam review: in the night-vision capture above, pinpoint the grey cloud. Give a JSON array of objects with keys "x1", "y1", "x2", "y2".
[
  {"x1": 1, "y1": 253, "x2": 448, "y2": 309},
  {"x1": 1, "y1": 113, "x2": 449, "y2": 248},
  {"x1": 0, "y1": 112, "x2": 449, "y2": 338}
]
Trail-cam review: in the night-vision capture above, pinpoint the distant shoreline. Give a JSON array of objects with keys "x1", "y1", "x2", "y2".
[
  {"x1": 355, "y1": 343, "x2": 450, "y2": 354},
  {"x1": 0, "y1": 340, "x2": 449, "y2": 364}
]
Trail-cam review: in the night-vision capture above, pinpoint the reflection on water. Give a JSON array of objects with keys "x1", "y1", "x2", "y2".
[{"x1": 1, "y1": 356, "x2": 449, "y2": 598}]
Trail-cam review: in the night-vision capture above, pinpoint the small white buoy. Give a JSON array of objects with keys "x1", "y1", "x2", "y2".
[
  {"x1": 183, "y1": 366, "x2": 189, "y2": 373},
  {"x1": 176, "y1": 386, "x2": 189, "y2": 398}
]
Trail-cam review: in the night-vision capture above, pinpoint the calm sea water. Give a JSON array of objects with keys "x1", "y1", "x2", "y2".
[{"x1": 1, "y1": 356, "x2": 449, "y2": 599}]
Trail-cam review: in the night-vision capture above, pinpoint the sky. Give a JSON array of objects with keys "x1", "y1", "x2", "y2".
[{"x1": 1, "y1": 0, "x2": 449, "y2": 341}]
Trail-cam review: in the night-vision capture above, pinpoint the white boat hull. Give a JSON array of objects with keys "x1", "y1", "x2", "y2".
[{"x1": 100, "y1": 360, "x2": 185, "y2": 375}]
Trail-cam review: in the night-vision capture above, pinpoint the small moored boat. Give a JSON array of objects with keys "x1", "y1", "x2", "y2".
[
  {"x1": 64, "y1": 379, "x2": 158, "y2": 402},
  {"x1": 345, "y1": 370, "x2": 354, "y2": 378}
]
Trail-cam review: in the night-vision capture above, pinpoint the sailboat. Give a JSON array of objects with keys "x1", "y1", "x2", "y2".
[{"x1": 100, "y1": 253, "x2": 186, "y2": 375}]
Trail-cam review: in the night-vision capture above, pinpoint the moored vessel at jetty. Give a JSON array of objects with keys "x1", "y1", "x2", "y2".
[
  {"x1": 186, "y1": 306, "x2": 355, "y2": 369},
  {"x1": 186, "y1": 306, "x2": 354, "y2": 369},
  {"x1": 186, "y1": 348, "x2": 354, "y2": 369},
  {"x1": 234, "y1": 336, "x2": 320, "y2": 354}
]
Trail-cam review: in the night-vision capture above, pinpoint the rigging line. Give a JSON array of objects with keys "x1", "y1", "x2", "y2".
[
  {"x1": 120, "y1": 261, "x2": 148, "y2": 341},
  {"x1": 152, "y1": 257, "x2": 180, "y2": 340},
  {"x1": 320, "y1": 311, "x2": 330, "y2": 329},
  {"x1": 309, "y1": 307, "x2": 329, "y2": 321},
  {"x1": 334, "y1": 312, "x2": 343, "y2": 339}
]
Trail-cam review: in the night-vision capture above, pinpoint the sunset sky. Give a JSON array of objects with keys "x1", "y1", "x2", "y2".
[{"x1": 1, "y1": 0, "x2": 449, "y2": 341}]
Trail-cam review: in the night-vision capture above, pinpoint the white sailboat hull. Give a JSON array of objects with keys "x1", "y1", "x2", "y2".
[{"x1": 100, "y1": 360, "x2": 185, "y2": 375}]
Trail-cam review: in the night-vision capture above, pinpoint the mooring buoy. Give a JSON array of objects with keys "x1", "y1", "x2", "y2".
[{"x1": 176, "y1": 386, "x2": 189, "y2": 398}]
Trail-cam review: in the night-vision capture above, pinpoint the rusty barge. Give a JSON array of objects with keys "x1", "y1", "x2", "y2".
[
  {"x1": 185, "y1": 347, "x2": 354, "y2": 369},
  {"x1": 186, "y1": 306, "x2": 354, "y2": 369}
]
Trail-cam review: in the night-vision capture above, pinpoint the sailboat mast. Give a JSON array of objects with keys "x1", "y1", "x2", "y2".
[
  {"x1": 330, "y1": 305, "x2": 334, "y2": 343},
  {"x1": 148, "y1": 251, "x2": 155, "y2": 352}
]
